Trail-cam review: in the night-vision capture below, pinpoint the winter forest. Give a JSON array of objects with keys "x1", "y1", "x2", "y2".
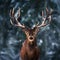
[{"x1": 0, "y1": 0, "x2": 60, "y2": 60}]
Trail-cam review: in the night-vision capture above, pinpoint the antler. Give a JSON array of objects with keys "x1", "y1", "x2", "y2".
[
  {"x1": 10, "y1": 8, "x2": 25, "y2": 28},
  {"x1": 36, "y1": 8, "x2": 52, "y2": 28}
]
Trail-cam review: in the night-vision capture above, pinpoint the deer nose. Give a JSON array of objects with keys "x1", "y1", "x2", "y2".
[{"x1": 29, "y1": 37, "x2": 33, "y2": 40}]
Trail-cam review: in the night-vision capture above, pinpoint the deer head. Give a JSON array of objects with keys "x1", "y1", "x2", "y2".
[{"x1": 10, "y1": 8, "x2": 52, "y2": 45}]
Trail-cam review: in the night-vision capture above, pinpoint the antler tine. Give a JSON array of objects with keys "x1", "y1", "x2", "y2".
[
  {"x1": 42, "y1": 10, "x2": 44, "y2": 16},
  {"x1": 46, "y1": 8, "x2": 49, "y2": 13},
  {"x1": 46, "y1": 8, "x2": 52, "y2": 23},
  {"x1": 11, "y1": 8, "x2": 14, "y2": 17},
  {"x1": 15, "y1": 8, "x2": 21, "y2": 21},
  {"x1": 10, "y1": 8, "x2": 15, "y2": 25},
  {"x1": 46, "y1": 8, "x2": 53, "y2": 15},
  {"x1": 10, "y1": 8, "x2": 25, "y2": 28},
  {"x1": 18, "y1": 8, "x2": 20, "y2": 17},
  {"x1": 12, "y1": 8, "x2": 14, "y2": 16}
]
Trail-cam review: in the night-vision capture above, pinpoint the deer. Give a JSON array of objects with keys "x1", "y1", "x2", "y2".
[{"x1": 10, "y1": 8, "x2": 52, "y2": 60}]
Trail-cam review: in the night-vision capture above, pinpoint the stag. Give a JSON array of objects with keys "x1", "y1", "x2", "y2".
[{"x1": 10, "y1": 8, "x2": 52, "y2": 60}]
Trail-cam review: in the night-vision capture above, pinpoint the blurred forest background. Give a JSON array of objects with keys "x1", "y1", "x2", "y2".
[{"x1": 0, "y1": 0, "x2": 60, "y2": 60}]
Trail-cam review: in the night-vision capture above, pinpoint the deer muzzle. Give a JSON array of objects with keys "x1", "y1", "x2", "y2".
[
  {"x1": 29, "y1": 36, "x2": 33, "y2": 40},
  {"x1": 28, "y1": 36, "x2": 34, "y2": 42}
]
